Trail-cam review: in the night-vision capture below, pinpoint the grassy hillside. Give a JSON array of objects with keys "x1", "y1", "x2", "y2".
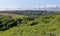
[
  {"x1": 0, "y1": 13, "x2": 27, "y2": 18},
  {"x1": 0, "y1": 13, "x2": 60, "y2": 36}
]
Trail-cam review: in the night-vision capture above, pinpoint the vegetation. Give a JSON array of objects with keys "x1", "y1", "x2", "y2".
[{"x1": 0, "y1": 11, "x2": 60, "y2": 36}]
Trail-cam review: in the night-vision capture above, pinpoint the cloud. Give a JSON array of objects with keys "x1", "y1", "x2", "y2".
[
  {"x1": 45, "y1": 5, "x2": 58, "y2": 8},
  {"x1": 0, "y1": 5, "x2": 59, "y2": 10}
]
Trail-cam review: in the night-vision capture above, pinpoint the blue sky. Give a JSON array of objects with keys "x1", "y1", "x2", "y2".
[
  {"x1": 0, "y1": 0, "x2": 60, "y2": 6},
  {"x1": 0, "y1": 0, "x2": 59, "y2": 10}
]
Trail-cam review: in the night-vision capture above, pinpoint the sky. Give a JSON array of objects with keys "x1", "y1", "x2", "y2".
[
  {"x1": 0, "y1": 0, "x2": 60, "y2": 6},
  {"x1": 0, "y1": 0, "x2": 60, "y2": 10}
]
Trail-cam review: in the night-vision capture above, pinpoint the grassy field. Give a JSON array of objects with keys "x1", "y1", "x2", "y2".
[
  {"x1": 0, "y1": 13, "x2": 27, "y2": 18},
  {"x1": 0, "y1": 12, "x2": 60, "y2": 36}
]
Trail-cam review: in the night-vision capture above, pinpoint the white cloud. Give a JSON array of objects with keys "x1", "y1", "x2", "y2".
[
  {"x1": 45, "y1": 5, "x2": 58, "y2": 8},
  {"x1": 0, "y1": 5, "x2": 59, "y2": 10}
]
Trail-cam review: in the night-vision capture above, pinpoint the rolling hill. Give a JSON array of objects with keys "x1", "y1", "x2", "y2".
[{"x1": 0, "y1": 12, "x2": 59, "y2": 36}]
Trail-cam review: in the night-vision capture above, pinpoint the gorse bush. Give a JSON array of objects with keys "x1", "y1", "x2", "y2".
[
  {"x1": 0, "y1": 15, "x2": 24, "y2": 31},
  {"x1": 0, "y1": 15, "x2": 35, "y2": 31},
  {"x1": 0, "y1": 14, "x2": 60, "y2": 36}
]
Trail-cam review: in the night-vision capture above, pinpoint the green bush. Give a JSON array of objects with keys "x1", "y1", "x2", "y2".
[{"x1": 0, "y1": 14, "x2": 60, "y2": 36}]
